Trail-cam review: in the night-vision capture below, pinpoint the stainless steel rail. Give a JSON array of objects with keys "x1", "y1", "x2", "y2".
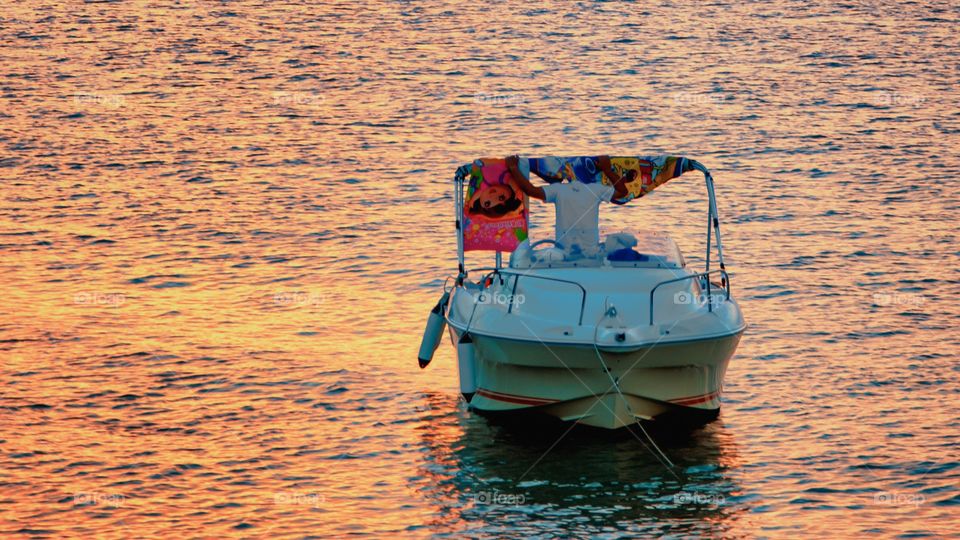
[
  {"x1": 649, "y1": 269, "x2": 730, "y2": 326},
  {"x1": 471, "y1": 268, "x2": 588, "y2": 326}
]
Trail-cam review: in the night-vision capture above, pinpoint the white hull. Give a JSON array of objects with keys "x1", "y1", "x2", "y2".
[
  {"x1": 444, "y1": 246, "x2": 746, "y2": 430},
  {"x1": 449, "y1": 325, "x2": 741, "y2": 429}
]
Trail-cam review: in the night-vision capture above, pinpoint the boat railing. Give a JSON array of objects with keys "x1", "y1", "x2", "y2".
[
  {"x1": 464, "y1": 266, "x2": 729, "y2": 328},
  {"x1": 467, "y1": 267, "x2": 588, "y2": 326},
  {"x1": 649, "y1": 269, "x2": 730, "y2": 326}
]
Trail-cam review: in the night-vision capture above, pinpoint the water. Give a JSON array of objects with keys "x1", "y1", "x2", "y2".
[{"x1": 1, "y1": 0, "x2": 958, "y2": 537}]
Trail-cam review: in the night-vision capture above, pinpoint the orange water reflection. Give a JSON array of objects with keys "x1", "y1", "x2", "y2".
[{"x1": 2, "y1": 0, "x2": 958, "y2": 537}]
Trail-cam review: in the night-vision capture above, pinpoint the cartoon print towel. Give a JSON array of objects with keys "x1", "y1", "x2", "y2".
[
  {"x1": 523, "y1": 156, "x2": 697, "y2": 204},
  {"x1": 456, "y1": 158, "x2": 529, "y2": 252}
]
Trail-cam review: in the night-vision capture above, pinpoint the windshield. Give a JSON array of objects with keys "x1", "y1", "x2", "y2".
[{"x1": 508, "y1": 230, "x2": 685, "y2": 269}]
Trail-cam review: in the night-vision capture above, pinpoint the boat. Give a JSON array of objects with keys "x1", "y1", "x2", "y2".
[{"x1": 418, "y1": 155, "x2": 745, "y2": 430}]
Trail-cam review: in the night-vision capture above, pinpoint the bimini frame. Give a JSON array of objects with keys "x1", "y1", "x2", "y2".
[{"x1": 452, "y1": 158, "x2": 727, "y2": 289}]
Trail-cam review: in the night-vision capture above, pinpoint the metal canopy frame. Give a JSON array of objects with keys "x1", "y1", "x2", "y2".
[{"x1": 453, "y1": 158, "x2": 727, "y2": 286}]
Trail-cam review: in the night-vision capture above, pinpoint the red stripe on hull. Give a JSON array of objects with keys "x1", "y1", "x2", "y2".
[
  {"x1": 475, "y1": 388, "x2": 558, "y2": 406},
  {"x1": 668, "y1": 390, "x2": 721, "y2": 406},
  {"x1": 476, "y1": 388, "x2": 720, "y2": 408}
]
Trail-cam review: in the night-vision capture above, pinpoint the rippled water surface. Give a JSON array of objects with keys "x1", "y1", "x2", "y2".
[{"x1": 2, "y1": 0, "x2": 959, "y2": 538}]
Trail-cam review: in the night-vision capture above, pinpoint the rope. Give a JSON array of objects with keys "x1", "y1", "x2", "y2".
[{"x1": 592, "y1": 302, "x2": 681, "y2": 481}]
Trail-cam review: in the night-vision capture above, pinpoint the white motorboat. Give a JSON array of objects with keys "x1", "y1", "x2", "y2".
[{"x1": 418, "y1": 156, "x2": 745, "y2": 430}]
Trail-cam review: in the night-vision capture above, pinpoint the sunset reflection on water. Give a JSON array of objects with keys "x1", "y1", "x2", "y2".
[{"x1": 1, "y1": 0, "x2": 958, "y2": 537}]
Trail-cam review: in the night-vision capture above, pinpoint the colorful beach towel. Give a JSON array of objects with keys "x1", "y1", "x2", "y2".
[
  {"x1": 456, "y1": 158, "x2": 529, "y2": 252},
  {"x1": 524, "y1": 156, "x2": 697, "y2": 204}
]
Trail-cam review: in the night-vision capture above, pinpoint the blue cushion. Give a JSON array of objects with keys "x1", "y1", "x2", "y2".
[{"x1": 608, "y1": 248, "x2": 648, "y2": 261}]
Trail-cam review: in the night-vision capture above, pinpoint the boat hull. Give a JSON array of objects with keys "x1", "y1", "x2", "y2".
[{"x1": 449, "y1": 326, "x2": 742, "y2": 430}]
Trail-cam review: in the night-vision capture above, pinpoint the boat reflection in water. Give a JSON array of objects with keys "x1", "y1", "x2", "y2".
[{"x1": 411, "y1": 392, "x2": 749, "y2": 537}]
